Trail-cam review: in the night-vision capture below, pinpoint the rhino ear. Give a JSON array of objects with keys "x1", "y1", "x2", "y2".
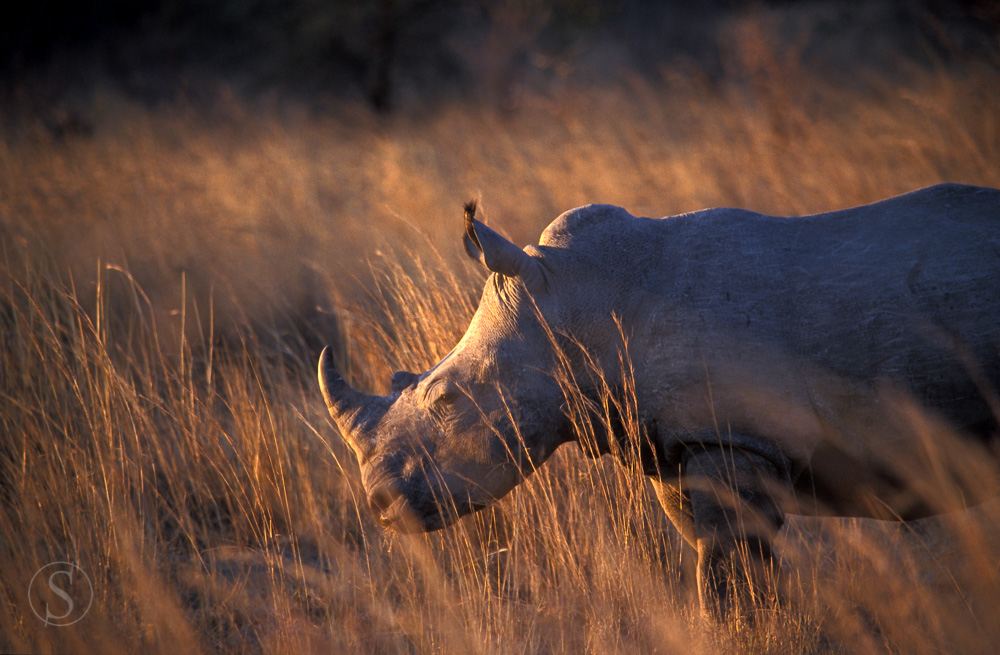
[{"x1": 463, "y1": 201, "x2": 547, "y2": 293}]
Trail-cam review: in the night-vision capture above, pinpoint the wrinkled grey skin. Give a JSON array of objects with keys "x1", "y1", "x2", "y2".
[{"x1": 320, "y1": 183, "x2": 1000, "y2": 618}]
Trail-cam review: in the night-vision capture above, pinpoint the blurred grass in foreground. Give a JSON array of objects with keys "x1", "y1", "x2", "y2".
[{"x1": 2, "y1": 23, "x2": 1000, "y2": 654}]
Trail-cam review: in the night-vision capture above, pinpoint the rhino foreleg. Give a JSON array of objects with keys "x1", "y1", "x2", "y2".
[{"x1": 685, "y1": 446, "x2": 788, "y2": 620}]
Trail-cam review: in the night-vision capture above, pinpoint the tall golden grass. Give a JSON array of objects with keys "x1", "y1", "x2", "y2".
[{"x1": 2, "y1": 22, "x2": 1000, "y2": 653}]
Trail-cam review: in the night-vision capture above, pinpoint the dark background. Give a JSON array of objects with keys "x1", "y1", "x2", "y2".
[{"x1": 3, "y1": 0, "x2": 998, "y2": 117}]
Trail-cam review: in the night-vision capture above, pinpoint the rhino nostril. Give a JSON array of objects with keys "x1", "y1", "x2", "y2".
[{"x1": 368, "y1": 481, "x2": 402, "y2": 518}]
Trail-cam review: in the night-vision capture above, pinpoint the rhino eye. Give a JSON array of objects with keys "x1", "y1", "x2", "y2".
[
  {"x1": 433, "y1": 387, "x2": 458, "y2": 406},
  {"x1": 427, "y1": 383, "x2": 460, "y2": 409}
]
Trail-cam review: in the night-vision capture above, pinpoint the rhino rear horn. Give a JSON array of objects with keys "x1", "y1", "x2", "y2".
[{"x1": 463, "y1": 201, "x2": 546, "y2": 292}]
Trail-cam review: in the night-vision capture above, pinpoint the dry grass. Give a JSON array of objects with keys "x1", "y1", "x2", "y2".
[{"x1": 2, "y1": 17, "x2": 1000, "y2": 653}]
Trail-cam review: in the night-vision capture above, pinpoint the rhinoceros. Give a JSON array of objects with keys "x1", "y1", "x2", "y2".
[{"x1": 319, "y1": 183, "x2": 1000, "y2": 617}]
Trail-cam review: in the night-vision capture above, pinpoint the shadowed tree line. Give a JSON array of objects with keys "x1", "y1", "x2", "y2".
[{"x1": 2, "y1": 0, "x2": 998, "y2": 115}]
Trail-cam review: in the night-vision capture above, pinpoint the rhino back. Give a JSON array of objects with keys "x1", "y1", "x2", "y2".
[
  {"x1": 548, "y1": 184, "x2": 1000, "y2": 443},
  {"x1": 668, "y1": 184, "x2": 998, "y2": 376}
]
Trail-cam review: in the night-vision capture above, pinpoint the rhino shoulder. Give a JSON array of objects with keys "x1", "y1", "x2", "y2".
[{"x1": 539, "y1": 204, "x2": 635, "y2": 247}]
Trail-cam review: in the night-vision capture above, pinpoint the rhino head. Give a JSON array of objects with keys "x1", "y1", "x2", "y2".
[{"x1": 319, "y1": 202, "x2": 576, "y2": 532}]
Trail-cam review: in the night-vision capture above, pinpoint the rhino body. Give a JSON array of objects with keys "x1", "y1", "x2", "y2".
[{"x1": 320, "y1": 183, "x2": 1000, "y2": 617}]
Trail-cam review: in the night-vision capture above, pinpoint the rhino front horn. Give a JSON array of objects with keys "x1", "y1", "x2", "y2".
[{"x1": 318, "y1": 346, "x2": 382, "y2": 461}]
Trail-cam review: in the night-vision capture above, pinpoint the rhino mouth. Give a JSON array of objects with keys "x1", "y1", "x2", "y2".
[
  {"x1": 366, "y1": 477, "x2": 491, "y2": 533},
  {"x1": 370, "y1": 495, "x2": 437, "y2": 533}
]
